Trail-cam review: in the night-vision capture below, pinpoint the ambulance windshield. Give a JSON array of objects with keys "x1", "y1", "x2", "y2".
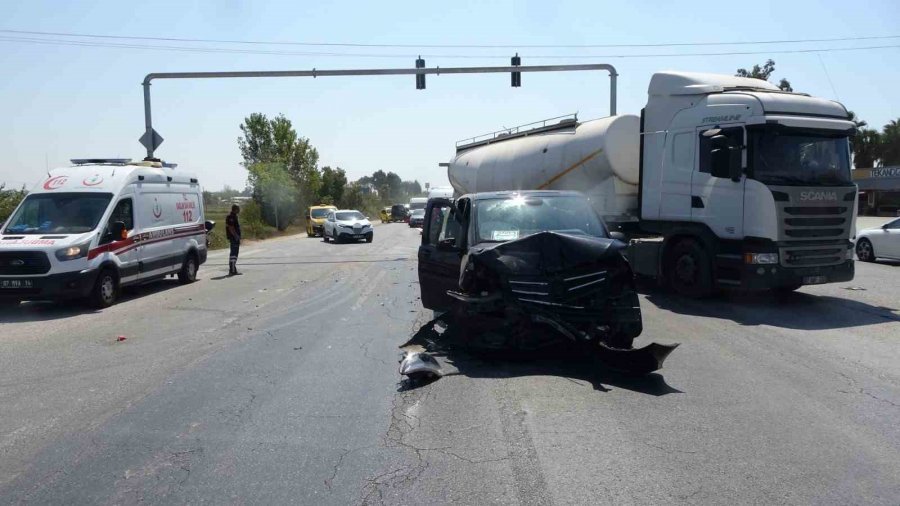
[{"x1": 3, "y1": 192, "x2": 113, "y2": 235}]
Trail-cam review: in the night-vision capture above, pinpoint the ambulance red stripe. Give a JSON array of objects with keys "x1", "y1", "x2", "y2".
[{"x1": 87, "y1": 224, "x2": 206, "y2": 260}]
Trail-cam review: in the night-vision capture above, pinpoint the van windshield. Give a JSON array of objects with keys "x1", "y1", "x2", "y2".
[
  {"x1": 310, "y1": 208, "x2": 332, "y2": 219},
  {"x1": 3, "y1": 193, "x2": 113, "y2": 235},
  {"x1": 475, "y1": 195, "x2": 608, "y2": 243}
]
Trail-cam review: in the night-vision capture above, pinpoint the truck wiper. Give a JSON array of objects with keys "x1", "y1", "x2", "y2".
[{"x1": 761, "y1": 175, "x2": 810, "y2": 186}]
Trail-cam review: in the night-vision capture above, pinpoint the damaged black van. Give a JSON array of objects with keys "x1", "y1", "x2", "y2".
[{"x1": 418, "y1": 191, "x2": 676, "y2": 372}]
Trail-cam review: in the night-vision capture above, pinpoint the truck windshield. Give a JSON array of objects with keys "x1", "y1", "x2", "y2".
[
  {"x1": 750, "y1": 128, "x2": 851, "y2": 186},
  {"x1": 3, "y1": 192, "x2": 113, "y2": 235},
  {"x1": 476, "y1": 195, "x2": 608, "y2": 243}
]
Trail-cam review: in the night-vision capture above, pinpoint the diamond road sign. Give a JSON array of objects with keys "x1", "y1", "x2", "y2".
[{"x1": 139, "y1": 128, "x2": 164, "y2": 152}]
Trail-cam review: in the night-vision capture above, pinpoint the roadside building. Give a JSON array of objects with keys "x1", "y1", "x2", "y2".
[{"x1": 854, "y1": 166, "x2": 900, "y2": 216}]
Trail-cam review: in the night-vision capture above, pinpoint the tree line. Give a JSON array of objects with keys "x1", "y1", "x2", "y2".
[{"x1": 237, "y1": 113, "x2": 424, "y2": 229}]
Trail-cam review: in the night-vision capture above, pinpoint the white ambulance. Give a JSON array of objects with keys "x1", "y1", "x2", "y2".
[{"x1": 0, "y1": 158, "x2": 212, "y2": 307}]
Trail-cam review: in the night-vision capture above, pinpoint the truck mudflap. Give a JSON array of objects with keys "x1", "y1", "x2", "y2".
[{"x1": 442, "y1": 231, "x2": 679, "y2": 374}]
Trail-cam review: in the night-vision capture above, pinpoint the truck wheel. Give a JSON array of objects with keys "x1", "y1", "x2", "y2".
[
  {"x1": 178, "y1": 253, "x2": 198, "y2": 284},
  {"x1": 91, "y1": 268, "x2": 118, "y2": 308},
  {"x1": 667, "y1": 239, "x2": 713, "y2": 298},
  {"x1": 855, "y1": 238, "x2": 875, "y2": 262}
]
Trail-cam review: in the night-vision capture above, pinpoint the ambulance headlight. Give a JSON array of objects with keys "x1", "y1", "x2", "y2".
[{"x1": 55, "y1": 242, "x2": 90, "y2": 261}]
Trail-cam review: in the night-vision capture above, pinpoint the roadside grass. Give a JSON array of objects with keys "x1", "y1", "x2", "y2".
[{"x1": 204, "y1": 202, "x2": 307, "y2": 250}]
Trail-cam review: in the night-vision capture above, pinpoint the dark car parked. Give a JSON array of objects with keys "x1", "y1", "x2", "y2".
[{"x1": 390, "y1": 204, "x2": 409, "y2": 223}]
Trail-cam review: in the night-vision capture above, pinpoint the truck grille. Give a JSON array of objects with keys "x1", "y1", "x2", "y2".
[
  {"x1": 0, "y1": 251, "x2": 51, "y2": 275},
  {"x1": 774, "y1": 188, "x2": 855, "y2": 268}
]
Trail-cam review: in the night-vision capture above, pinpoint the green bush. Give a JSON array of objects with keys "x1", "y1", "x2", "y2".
[
  {"x1": 0, "y1": 185, "x2": 27, "y2": 223},
  {"x1": 205, "y1": 201, "x2": 280, "y2": 250}
]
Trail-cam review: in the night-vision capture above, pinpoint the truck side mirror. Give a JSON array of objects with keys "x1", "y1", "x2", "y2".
[
  {"x1": 710, "y1": 146, "x2": 730, "y2": 179},
  {"x1": 709, "y1": 135, "x2": 742, "y2": 182},
  {"x1": 728, "y1": 149, "x2": 743, "y2": 182}
]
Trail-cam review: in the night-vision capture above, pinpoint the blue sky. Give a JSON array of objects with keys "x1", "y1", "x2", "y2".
[{"x1": 1, "y1": 0, "x2": 898, "y2": 191}]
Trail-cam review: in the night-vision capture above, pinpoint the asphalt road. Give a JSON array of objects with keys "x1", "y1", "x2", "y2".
[{"x1": 1, "y1": 222, "x2": 899, "y2": 504}]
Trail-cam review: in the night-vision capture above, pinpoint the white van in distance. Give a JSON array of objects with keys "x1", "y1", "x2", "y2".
[{"x1": 0, "y1": 158, "x2": 211, "y2": 307}]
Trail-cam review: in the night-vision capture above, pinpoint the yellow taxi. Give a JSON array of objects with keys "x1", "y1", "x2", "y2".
[{"x1": 306, "y1": 204, "x2": 338, "y2": 237}]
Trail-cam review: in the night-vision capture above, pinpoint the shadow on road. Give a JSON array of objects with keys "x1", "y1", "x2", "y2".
[
  {"x1": 400, "y1": 318, "x2": 682, "y2": 397},
  {"x1": 0, "y1": 279, "x2": 187, "y2": 323},
  {"x1": 205, "y1": 258, "x2": 410, "y2": 267},
  {"x1": 638, "y1": 281, "x2": 900, "y2": 331}
]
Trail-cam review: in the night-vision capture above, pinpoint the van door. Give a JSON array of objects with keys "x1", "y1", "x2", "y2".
[
  {"x1": 692, "y1": 125, "x2": 746, "y2": 238},
  {"x1": 137, "y1": 191, "x2": 178, "y2": 279},
  {"x1": 101, "y1": 197, "x2": 140, "y2": 284},
  {"x1": 418, "y1": 198, "x2": 465, "y2": 310}
]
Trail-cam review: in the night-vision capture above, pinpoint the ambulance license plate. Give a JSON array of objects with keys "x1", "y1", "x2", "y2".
[
  {"x1": 802, "y1": 275, "x2": 828, "y2": 285},
  {"x1": 1, "y1": 279, "x2": 33, "y2": 289}
]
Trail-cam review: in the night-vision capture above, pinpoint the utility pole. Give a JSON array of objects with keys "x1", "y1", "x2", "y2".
[{"x1": 140, "y1": 63, "x2": 618, "y2": 159}]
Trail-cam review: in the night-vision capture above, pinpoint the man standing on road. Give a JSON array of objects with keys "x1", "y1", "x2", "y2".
[{"x1": 226, "y1": 204, "x2": 242, "y2": 276}]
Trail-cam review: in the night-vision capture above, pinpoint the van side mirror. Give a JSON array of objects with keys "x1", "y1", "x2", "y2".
[
  {"x1": 110, "y1": 221, "x2": 127, "y2": 241},
  {"x1": 437, "y1": 238, "x2": 458, "y2": 251}
]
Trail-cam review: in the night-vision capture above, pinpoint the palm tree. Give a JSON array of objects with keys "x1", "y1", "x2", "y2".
[{"x1": 881, "y1": 119, "x2": 900, "y2": 166}]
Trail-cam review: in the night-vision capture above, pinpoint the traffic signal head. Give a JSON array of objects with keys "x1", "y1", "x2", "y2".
[
  {"x1": 416, "y1": 56, "x2": 426, "y2": 90},
  {"x1": 511, "y1": 53, "x2": 521, "y2": 87}
]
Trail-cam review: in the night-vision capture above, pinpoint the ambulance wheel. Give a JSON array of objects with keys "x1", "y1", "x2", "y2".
[
  {"x1": 178, "y1": 253, "x2": 198, "y2": 284},
  {"x1": 91, "y1": 269, "x2": 118, "y2": 308}
]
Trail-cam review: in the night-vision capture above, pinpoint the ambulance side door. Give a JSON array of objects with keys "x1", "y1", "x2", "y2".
[{"x1": 101, "y1": 196, "x2": 140, "y2": 285}]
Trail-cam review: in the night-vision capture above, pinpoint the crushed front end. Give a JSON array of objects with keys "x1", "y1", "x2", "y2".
[{"x1": 449, "y1": 231, "x2": 676, "y2": 373}]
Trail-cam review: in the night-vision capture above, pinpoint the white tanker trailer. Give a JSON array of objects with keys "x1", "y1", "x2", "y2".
[
  {"x1": 449, "y1": 114, "x2": 640, "y2": 224},
  {"x1": 444, "y1": 71, "x2": 858, "y2": 296}
]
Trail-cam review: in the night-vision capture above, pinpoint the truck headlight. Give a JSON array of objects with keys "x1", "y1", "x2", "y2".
[
  {"x1": 55, "y1": 242, "x2": 90, "y2": 261},
  {"x1": 744, "y1": 252, "x2": 778, "y2": 265}
]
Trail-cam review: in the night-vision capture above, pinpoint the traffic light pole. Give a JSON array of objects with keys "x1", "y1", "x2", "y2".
[{"x1": 141, "y1": 63, "x2": 618, "y2": 159}]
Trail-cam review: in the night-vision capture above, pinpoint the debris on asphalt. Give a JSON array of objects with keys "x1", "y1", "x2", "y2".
[
  {"x1": 399, "y1": 351, "x2": 443, "y2": 381},
  {"x1": 843, "y1": 286, "x2": 867, "y2": 291},
  {"x1": 116, "y1": 336, "x2": 126, "y2": 342}
]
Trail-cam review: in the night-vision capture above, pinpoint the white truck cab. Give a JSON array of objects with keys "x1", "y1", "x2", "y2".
[
  {"x1": 0, "y1": 159, "x2": 210, "y2": 307},
  {"x1": 637, "y1": 72, "x2": 856, "y2": 293}
]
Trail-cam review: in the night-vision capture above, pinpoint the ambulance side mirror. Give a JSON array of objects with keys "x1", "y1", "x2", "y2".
[{"x1": 205, "y1": 220, "x2": 216, "y2": 232}]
